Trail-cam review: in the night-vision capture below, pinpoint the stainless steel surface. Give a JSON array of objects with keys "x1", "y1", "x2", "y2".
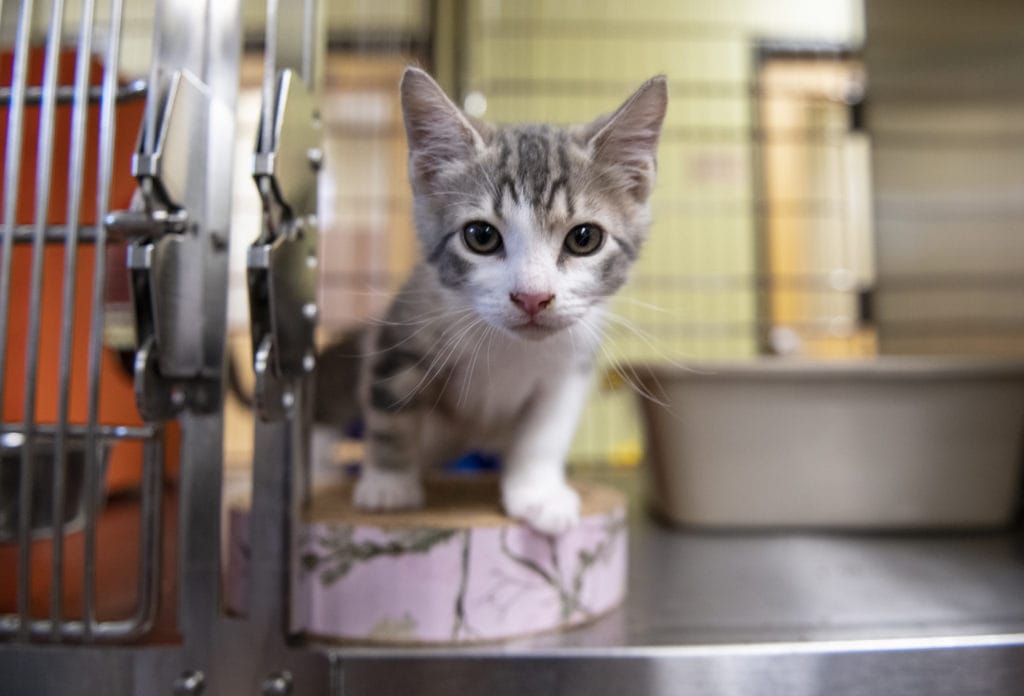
[
  {"x1": 331, "y1": 642, "x2": 1024, "y2": 696},
  {"x1": 635, "y1": 358, "x2": 1024, "y2": 528}
]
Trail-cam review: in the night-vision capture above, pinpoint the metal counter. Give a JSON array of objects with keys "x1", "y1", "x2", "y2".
[{"x1": 325, "y1": 473, "x2": 1024, "y2": 695}]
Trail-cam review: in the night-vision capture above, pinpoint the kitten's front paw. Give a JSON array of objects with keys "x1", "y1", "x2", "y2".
[
  {"x1": 502, "y1": 479, "x2": 581, "y2": 536},
  {"x1": 353, "y1": 469, "x2": 424, "y2": 510}
]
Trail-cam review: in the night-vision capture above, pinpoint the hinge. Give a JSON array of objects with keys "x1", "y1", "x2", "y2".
[
  {"x1": 248, "y1": 68, "x2": 322, "y2": 421},
  {"x1": 106, "y1": 70, "x2": 219, "y2": 421}
]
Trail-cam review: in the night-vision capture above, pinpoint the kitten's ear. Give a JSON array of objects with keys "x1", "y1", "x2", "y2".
[
  {"x1": 400, "y1": 67, "x2": 486, "y2": 187},
  {"x1": 584, "y1": 75, "x2": 668, "y2": 201}
]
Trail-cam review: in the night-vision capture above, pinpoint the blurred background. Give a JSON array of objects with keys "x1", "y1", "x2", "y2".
[
  {"x1": 220, "y1": 0, "x2": 1023, "y2": 475},
  {"x1": 3, "y1": 0, "x2": 1022, "y2": 491}
]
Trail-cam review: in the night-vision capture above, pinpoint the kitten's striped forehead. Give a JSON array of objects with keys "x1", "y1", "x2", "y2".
[{"x1": 490, "y1": 125, "x2": 578, "y2": 220}]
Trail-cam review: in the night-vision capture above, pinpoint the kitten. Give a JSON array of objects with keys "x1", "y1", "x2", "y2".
[{"x1": 317, "y1": 68, "x2": 667, "y2": 536}]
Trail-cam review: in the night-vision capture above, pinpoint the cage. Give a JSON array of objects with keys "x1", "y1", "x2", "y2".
[{"x1": 3, "y1": 0, "x2": 1024, "y2": 694}]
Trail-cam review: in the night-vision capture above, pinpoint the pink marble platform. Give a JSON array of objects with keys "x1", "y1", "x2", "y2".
[{"x1": 226, "y1": 477, "x2": 628, "y2": 644}]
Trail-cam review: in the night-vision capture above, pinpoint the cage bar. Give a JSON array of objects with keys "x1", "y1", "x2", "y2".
[
  {"x1": 49, "y1": 0, "x2": 97, "y2": 641},
  {"x1": 82, "y1": 0, "x2": 126, "y2": 642},
  {"x1": 16, "y1": 0, "x2": 65, "y2": 642},
  {"x1": 0, "y1": 0, "x2": 34, "y2": 416}
]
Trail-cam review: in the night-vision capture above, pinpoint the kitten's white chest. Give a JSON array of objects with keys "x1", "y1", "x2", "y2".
[{"x1": 446, "y1": 329, "x2": 583, "y2": 432}]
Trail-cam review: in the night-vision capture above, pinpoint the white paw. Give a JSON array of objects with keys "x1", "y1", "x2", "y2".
[
  {"x1": 353, "y1": 469, "x2": 424, "y2": 510},
  {"x1": 502, "y1": 479, "x2": 581, "y2": 536}
]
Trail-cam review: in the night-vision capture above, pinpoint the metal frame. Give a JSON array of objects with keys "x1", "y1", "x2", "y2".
[
  {"x1": 1, "y1": 0, "x2": 331, "y2": 692},
  {"x1": 0, "y1": 0, "x2": 166, "y2": 644}
]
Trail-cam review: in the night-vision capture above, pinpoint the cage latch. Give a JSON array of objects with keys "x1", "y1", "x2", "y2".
[
  {"x1": 106, "y1": 70, "x2": 220, "y2": 421},
  {"x1": 248, "y1": 69, "x2": 322, "y2": 421}
]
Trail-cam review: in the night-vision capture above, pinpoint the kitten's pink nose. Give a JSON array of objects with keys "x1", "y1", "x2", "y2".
[{"x1": 510, "y1": 291, "x2": 555, "y2": 316}]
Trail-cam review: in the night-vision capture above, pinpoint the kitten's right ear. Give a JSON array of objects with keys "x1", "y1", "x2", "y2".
[
  {"x1": 583, "y1": 75, "x2": 668, "y2": 202},
  {"x1": 400, "y1": 67, "x2": 485, "y2": 186}
]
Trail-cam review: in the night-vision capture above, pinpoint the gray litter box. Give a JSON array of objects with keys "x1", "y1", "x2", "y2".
[{"x1": 636, "y1": 358, "x2": 1024, "y2": 529}]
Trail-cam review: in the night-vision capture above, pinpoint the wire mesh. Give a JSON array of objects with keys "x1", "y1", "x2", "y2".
[{"x1": 304, "y1": 0, "x2": 1022, "y2": 472}]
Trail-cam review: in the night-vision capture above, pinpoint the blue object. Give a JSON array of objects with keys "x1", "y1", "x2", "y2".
[
  {"x1": 347, "y1": 422, "x2": 500, "y2": 473},
  {"x1": 345, "y1": 418, "x2": 365, "y2": 439},
  {"x1": 446, "y1": 451, "x2": 501, "y2": 472}
]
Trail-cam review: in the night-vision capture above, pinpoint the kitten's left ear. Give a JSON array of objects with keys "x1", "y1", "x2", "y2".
[{"x1": 584, "y1": 75, "x2": 668, "y2": 201}]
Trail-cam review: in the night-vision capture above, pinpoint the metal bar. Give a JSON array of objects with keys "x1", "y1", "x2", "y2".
[
  {"x1": 260, "y1": 0, "x2": 279, "y2": 155},
  {"x1": 0, "y1": 8, "x2": 35, "y2": 627},
  {"x1": 248, "y1": 416, "x2": 296, "y2": 639},
  {"x1": 1, "y1": 423, "x2": 158, "y2": 439},
  {"x1": 243, "y1": 30, "x2": 428, "y2": 56},
  {"x1": 303, "y1": 0, "x2": 324, "y2": 103},
  {"x1": 0, "y1": 616, "x2": 156, "y2": 640},
  {"x1": 0, "y1": 80, "x2": 146, "y2": 105},
  {"x1": 17, "y1": 0, "x2": 66, "y2": 642},
  {"x1": 749, "y1": 45, "x2": 773, "y2": 354},
  {"x1": 50, "y1": 0, "x2": 97, "y2": 641},
  {"x1": 176, "y1": 413, "x2": 225, "y2": 686},
  {"x1": 141, "y1": 1, "x2": 162, "y2": 158},
  {"x1": 6, "y1": 224, "x2": 103, "y2": 242},
  {"x1": 130, "y1": 434, "x2": 164, "y2": 638},
  {"x1": 83, "y1": 0, "x2": 125, "y2": 642}
]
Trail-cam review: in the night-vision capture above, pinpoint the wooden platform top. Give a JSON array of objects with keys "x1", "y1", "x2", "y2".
[{"x1": 234, "y1": 476, "x2": 627, "y2": 530}]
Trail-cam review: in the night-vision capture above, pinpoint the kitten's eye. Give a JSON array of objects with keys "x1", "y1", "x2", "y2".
[
  {"x1": 461, "y1": 221, "x2": 503, "y2": 255},
  {"x1": 564, "y1": 223, "x2": 604, "y2": 256}
]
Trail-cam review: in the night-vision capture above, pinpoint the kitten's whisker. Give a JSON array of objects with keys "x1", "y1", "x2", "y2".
[
  {"x1": 612, "y1": 296, "x2": 676, "y2": 314},
  {"x1": 603, "y1": 311, "x2": 698, "y2": 370},
  {"x1": 430, "y1": 317, "x2": 485, "y2": 412},
  {"x1": 393, "y1": 313, "x2": 480, "y2": 410},
  {"x1": 484, "y1": 324, "x2": 496, "y2": 378},
  {"x1": 377, "y1": 312, "x2": 472, "y2": 408},
  {"x1": 356, "y1": 308, "x2": 478, "y2": 358},
  {"x1": 457, "y1": 321, "x2": 489, "y2": 408},
  {"x1": 363, "y1": 308, "x2": 467, "y2": 328},
  {"x1": 577, "y1": 315, "x2": 672, "y2": 409}
]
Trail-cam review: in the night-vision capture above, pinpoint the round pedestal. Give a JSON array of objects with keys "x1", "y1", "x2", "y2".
[{"x1": 227, "y1": 477, "x2": 628, "y2": 644}]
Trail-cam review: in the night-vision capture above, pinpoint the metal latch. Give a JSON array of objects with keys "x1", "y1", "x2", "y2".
[
  {"x1": 248, "y1": 68, "x2": 322, "y2": 421},
  {"x1": 106, "y1": 70, "x2": 219, "y2": 421}
]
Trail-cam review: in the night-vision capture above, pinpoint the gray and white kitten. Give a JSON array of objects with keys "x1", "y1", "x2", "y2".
[{"x1": 316, "y1": 68, "x2": 667, "y2": 536}]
